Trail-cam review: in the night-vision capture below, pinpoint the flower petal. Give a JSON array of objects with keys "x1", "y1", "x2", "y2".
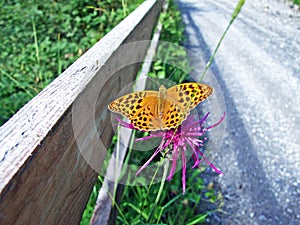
[{"x1": 181, "y1": 147, "x2": 187, "y2": 194}]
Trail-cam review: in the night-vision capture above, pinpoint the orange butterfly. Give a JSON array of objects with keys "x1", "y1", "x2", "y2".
[{"x1": 108, "y1": 82, "x2": 213, "y2": 131}]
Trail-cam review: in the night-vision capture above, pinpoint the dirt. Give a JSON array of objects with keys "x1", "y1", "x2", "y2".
[{"x1": 176, "y1": 0, "x2": 300, "y2": 224}]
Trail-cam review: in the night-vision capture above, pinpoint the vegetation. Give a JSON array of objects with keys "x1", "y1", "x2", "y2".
[
  {"x1": 116, "y1": 168, "x2": 220, "y2": 225},
  {"x1": 0, "y1": 0, "x2": 239, "y2": 224},
  {"x1": 293, "y1": 0, "x2": 300, "y2": 6},
  {"x1": 0, "y1": 0, "x2": 142, "y2": 126},
  {"x1": 80, "y1": 0, "x2": 223, "y2": 224}
]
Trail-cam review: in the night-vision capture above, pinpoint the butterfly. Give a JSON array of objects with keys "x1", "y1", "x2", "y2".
[{"x1": 108, "y1": 82, "x2": 213, "y2": 131}]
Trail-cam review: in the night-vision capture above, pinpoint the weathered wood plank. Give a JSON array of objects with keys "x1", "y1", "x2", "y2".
[
  {"x1": 0, "y1": 0, "x2": 164, "y2": 224},
  {"x1": 90, "y1": 11, "x2": 165, "y2": 225}
]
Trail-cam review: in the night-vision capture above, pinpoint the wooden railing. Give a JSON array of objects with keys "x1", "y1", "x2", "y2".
[{"x1": 0, "y1": 0, "x2": 164, "y2": 224}]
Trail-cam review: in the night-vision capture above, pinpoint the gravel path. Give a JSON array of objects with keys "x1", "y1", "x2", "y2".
[{"x1": 176, "y1": 0, "x2": 300, "y2": 224}]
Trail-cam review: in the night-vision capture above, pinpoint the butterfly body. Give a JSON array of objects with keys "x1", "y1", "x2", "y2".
[{"x1": 108, "y1": 83, "x2": 213, "y2": 131}]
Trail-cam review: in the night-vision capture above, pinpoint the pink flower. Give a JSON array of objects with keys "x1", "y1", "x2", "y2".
[{"x1": 115, "y1": 112, "x2": 225, "y2": 193}]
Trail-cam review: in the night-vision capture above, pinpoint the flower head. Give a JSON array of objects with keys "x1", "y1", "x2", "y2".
[{"x1": 115, "y1": 112, "x2": 225, "y2": 193}]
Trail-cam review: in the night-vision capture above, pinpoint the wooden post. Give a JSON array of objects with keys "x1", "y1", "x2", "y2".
[
  {"x1": 90, "y1": 7, "x2": 165, "y2": 225},
  {"x1": 0, "y1": 0, "x2": 164, "y2": 224}
]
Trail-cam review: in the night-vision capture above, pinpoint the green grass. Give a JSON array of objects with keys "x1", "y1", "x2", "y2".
[
  {"x1": 80, "y1": 0, "x2": 223, "y2": 224},
  {"x1": 0, "y1": 0, "x2": 225, "y2": 224},
  {"x1": 293, "y1": 0, "x2": 300, "y2": 5},
  {"x1": 116, "y1": 167, "x2": 220, "y2": 225},
  {"x1": 0, "y1": 0, "x2": 142, "y2": 126}
]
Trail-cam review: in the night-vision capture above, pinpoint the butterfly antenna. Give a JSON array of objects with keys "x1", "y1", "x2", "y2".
[{"x1": 142, "y1": 74, "x2": 162, "y2": 90}]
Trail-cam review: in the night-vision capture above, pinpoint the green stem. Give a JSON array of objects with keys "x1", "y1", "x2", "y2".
[
  {"x1": 97, "y1": 176, "x2": 130, "y2": 225},
  {"x1": 147, "y1": 159, "x2": 169, "y2": 223},
  {"x1": 57, "y1": 33, "x2": 62, "y2": 75},
  {"x1": 198, "y1": 0, "x2": 245, "y2": 82},
  {"x1": 31, "y1": 17, "x2": 42, "y2": 81},
  {"x1": 113, "y1": 125, "x2": 121, "y2": 205},
  {"x1": 0, "y1": 69, "x2": 33, "y2": 98},
  {"x1": 156, "y1": 191, "x2": 183, "y2": 223},
  {"x1": 121, "y1": 0, "x2": 127, "y2": 16}
]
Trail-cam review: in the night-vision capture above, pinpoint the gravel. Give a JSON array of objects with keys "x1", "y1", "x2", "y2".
[{"x1": 176, "y1": 0, "x2": 300, "y2": 224}]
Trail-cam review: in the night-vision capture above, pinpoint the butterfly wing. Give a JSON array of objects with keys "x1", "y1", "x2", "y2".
[
  {"x1": 108, "y1": 91, "x2": 163, "y2": 131},
  {"x1": 159, "y1": 100, "x2": 187, "y2": 130},
  {"x1": 166, "y1": 83, "x2": 213, "y2": 109},
  {"x1": 108, "y1": 83, "x2": 213, "y2": 131},
  {"x1": 160, "y1": 83, "x2": 213, "y2": 129}
]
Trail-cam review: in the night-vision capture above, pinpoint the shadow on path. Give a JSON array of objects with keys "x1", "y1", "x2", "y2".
[{"x1": 176, "y1": 1, "x2": 289, "y2": 224}]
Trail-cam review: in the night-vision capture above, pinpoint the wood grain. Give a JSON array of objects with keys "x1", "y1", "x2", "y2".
[{"x1": 0, "y1": 0, "x2": 164, "y2": 224}]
